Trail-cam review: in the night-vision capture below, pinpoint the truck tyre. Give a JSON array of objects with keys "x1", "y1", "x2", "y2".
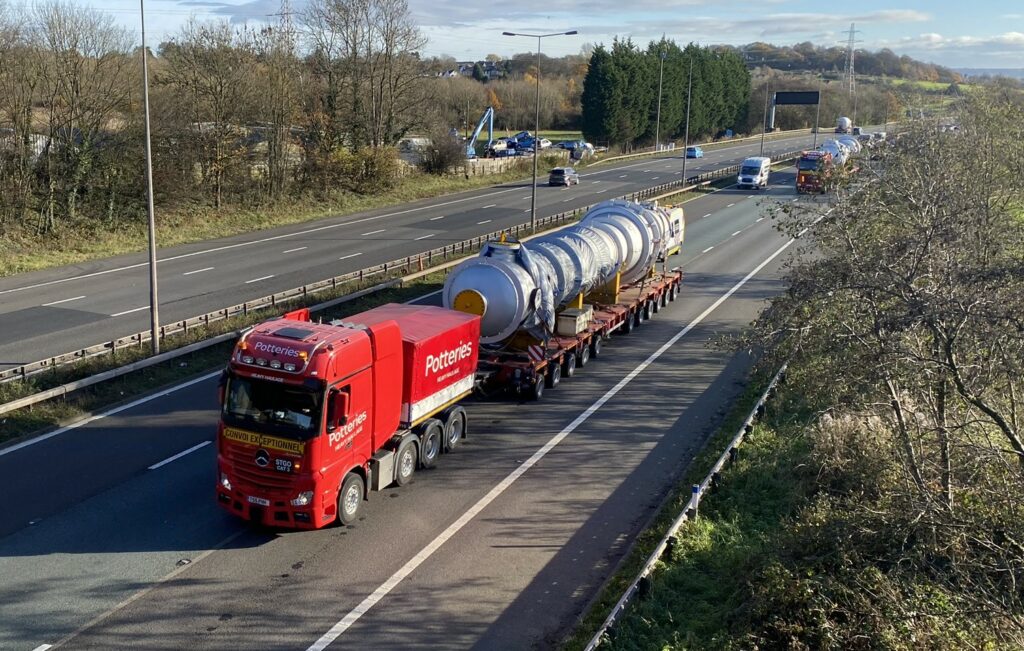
[
  {"x1": 337, "y1": 473, "x2": 364, "y2": 526},
  {"x1": 442, "y1": 408, "x2": 466, "y2": 452},
  {"x1": 636, "y1": 306, "x2": 645, "y2": 325},
  {"x1": 623, "y1": 314, "x2": 634, "y2": 334},
  {"x1": 395, "y1": 439, "x2": 417, "y2": 487},
  {"x1": 660, "y1": 291, "x2": 668, "y2": 308},
  {"x1": 591, "y1": 336, "x2": 602, "y2": 357},
  {"x1": 669, "y1": 285, "x2": 677, "y2": 302},
  {"x1": 564, "y1": 353, "x2": 577, "y2": 378},
  {"x1": 643, "y1": 301, "x2": 653, "y2": 320},
  {"x1": 653, "y1": 296, "x2": 661, "y2": 313},
  {"x1": 546, "y1": 362, "x2": 561, "y2": 388},
  {"x1": 418, "y1": 420, "x2": 443, "y2": 469},
  {"x1": 529, "y1": 376, "x2": 545, "y2": 401},
  {"x1": 578, "y1": 344, "x2": 590, "y2": 367}
]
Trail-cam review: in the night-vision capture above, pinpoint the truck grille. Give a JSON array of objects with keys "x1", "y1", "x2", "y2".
[{"x1": 224, "y1": 446, "x2": 295, "y2": 494}]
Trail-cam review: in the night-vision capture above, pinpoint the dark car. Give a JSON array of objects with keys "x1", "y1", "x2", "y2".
[{"x1": 548, "y1": 167, "x2": 580, "y2": 186}]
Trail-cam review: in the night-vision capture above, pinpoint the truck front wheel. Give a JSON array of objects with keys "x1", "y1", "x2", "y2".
[{"x1": 337, "y1": 473, "x2": 365, "y2": 526}]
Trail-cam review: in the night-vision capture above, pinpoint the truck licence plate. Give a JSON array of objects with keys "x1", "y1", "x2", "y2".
[{"x1": 247, "y1": 495, "x2": 270, "y2": 507}]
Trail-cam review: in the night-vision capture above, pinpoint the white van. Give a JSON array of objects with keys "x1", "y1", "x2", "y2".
[{"x1": 737, "y1": 156, "x2": 771, "y2": 189}]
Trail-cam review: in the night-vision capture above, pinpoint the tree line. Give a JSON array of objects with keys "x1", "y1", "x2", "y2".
[
  {"x1": 580, "y1": 39, "x2": 751, "y2": 149},
  {"x1": 735, "y1": 41, "x2": 963, "y2": 83}
]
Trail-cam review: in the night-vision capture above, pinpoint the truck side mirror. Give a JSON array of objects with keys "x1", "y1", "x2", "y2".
[{"x1": 326, "y1": 389, "x2": 350, "y2": 432}]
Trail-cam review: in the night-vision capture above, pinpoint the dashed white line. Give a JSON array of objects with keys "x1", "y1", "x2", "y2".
[
  {"x1": 482, "y1": 204, "x2": 496, "y2": 209},
  {"x1": 524, "y1": 208, "x2": 532, "y2": 212},
  {"x1": 592, "y1": 180, "x2": 601, "y2": 184},
  {"x1": 110, "y1": 306, "x2": 149, "y2": 317},
  {"x1": 415, "y1": 233, "x2": 435, "y2": 240},
  {"x1": 182, "y1": 266, "x2": 214, "y2": 276},
  {"x1": 148, "y1": 441, "x2": 211, "y2": 470},
  {"x1": 652, "y1": 177, "x2": 660, "y2": 180},
  {"x1": 477, "y1": 219, "x2": 492, "y2": 224},
  {"x1": 596, "y1": 189, "x2": 608, "y2": 193},
  {"x1": 756, "y1": 217, "x2": 765, "y2": 222},
  {"x1": 521, "y1": 196, "x2": 531, "y2": 200},
  {"x1": 429, "y1": 215, "x2": 445, "y2": 221},
  {"x1": 42, "y1": 295, "x2": 85, "y2": 307},
  {"x1": 31, "y1": 645, "x2": 52, "y2": 651},
  {"x1": 563, "y1": 198, "x2": 573, "y2": 202},
  {"x1": 304, "y1": 231, "x2": 801, "y2": 651},
  {"x1": 339, "y1": 252, "x2": 363, "y2": 261},
  {"x1": 797, "y1": 227, "x2": 810, "y2": 237},
  {"x1": 727, "y1": 203, "x2": 735, "y2": 207},
  {"x1": 702, "y1": 246, "x2": 715, "y2": 253},
  {"x1": 731, "y1": 230, "x2": 742, "y2": 237},
  {"x1": 702, "y1": 213, "x2": 711, "y2": 219},
  {"x1": 619, "y1": 174, "x2": 627, "y2": 178},
  {"x1": 245, "y1": 275, "x2": 274, "y2": 284},
  {"x1": 282, "y1": 247, "x2": 307, "y2": 254},
  {"x1": 361, "y1": 229, "x2": 386, "y2": 236}
]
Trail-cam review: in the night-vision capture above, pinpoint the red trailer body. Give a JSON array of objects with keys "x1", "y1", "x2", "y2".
[{"x1": 217, "y1": 304, "x2": 480, "y2": 529}]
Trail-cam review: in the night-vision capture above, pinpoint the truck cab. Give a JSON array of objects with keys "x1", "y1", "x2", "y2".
[{"x1": 217, "y1": 305, "x2": 480, "y2": 529}]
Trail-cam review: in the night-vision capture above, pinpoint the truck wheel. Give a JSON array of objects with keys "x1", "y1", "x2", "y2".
[
  {"x1": 591, "y1": 336, "x2": 602, "y2": 357},
  {"x1": 337, "y1": 473, "x2": 364, "y2": 526},
  {"x1": 578, "y1": 344, "x2": 590, "y2": 367},
  {"x1": 418, "y1": 420, "x2": 443, "y2": 469},
  {"x1": 636, "y1": 306, "x2": 645, "y2": 325},
  {"x1": 652, "y1": 297, "x2": 661, "y2": 313},
  {"x1": 643, "y1": 301, "x2": 653, "y2": 320},
  {"x1": 442, "y1": 408, "x2": 466, "y2": 452},
  {"x1": 623, "y1": 314, "x2": 634, "y2": 334},
  {"x1": 564, "y1": 353, "x2": 577, "y2": 378},
  {"x1": 660, "y1": 292, "x2": 668, "y2": 308},
  {"x1": 395, "y1": 439, "x2": 417, "y2": 487},
  {"x1": 669, "y1": 285, "x2": 677, "y2": 302},
  {"x1": 546, "y1": 363, "x2": 561, "y2": 388},
  {"x1": 529, "y1": 376, "x2": 544, "y2": 401}
]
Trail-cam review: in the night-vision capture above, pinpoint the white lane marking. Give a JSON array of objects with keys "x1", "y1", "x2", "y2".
[
  {"x1": 429, "y1": 215, "x2": 445, "y2": 221},
  {"x1": 727, "y1": 203, "x2": 735, "y2": 207},
  {"x1": 305, "y1": 231, "x2": 799, "y2": 651},
  {"x1": 339, "y1": 253, "x2": 363, "y2": 261},
  {"x1": 477, "y1": 220, "x2": 492, "y2": 224},
  {"x1": 702, "y1": 246, "x2": 715, "y2": 253},
  {"x1": 702, "y1": 213, "x2": 711, "y2": 219},
  {"x1": 414, "y1": 233, "x2": 434, "y2": 240},
  {"x1": 524, "y1": 208, "x2": 532, "y2": 212},
  {"x1": 798, "y1": 227, "x2": 810, "y2": 237},
  {"x1": 619, "y1": 174, "x2": 627, "y2": 178},
  {"x1": 31, "y1": 645, "x2": 52, "y2": 651},
  {"x1": 596, "y1": 189, "x2": 607, "y2": 193},
  {"x1": 0, "y1": 188, "x2": 522, "y2": 297},
  {"x1": 405, "y1": 288, "x2": 442, "y2": 305},
  {"x1": 182, "y1": 267, "x2": 214, "y2": 276},
  {"x1": 148, "y1": 441, "x2": 211, "y2": 470},
  {"x1": 0, "y1": 371, "x2": 221, "y2": 458},
  {"x1": 642, "y1": 170, "x2": 650, "y2": 173},
  {"x1": 756, "y1": 217, "x2": 765, "y2": 222},
  {"x1": 521, "y1": 196, "x2": 531, "y2": 200},
  {"x1": 361, "y1": 229, "x2": 386, "y2": 236},
  {"x1": 651, "y1": 177, "x2": 660, "y2": 180},
  {"x1": 282, "y1": 247, "x2": 307, "y2": 254},
  {"x1": 791, "y1": 198, "x2": 798, "y2": 202},
  {"x1": 563, "y1": 198, "x2": 573, "y2": 202},
  {"x1": 245, "y1": 275, "x2": 274, "y2": 284},
  {"x1": 110, "y1": 306, "x2": 149, "y2": 317},
  {"x1": 591, "y1": 180, "x2": 600, "y2": 184},
  {"x1": 42, "y1": 295, "x2": 85, "y2": 307},
  {"x1": 482, "y1": 204, "x2": 496, "y2": 209},
  {"x1": 731, "y1": 230, "x2": 742, "y2": 237}
]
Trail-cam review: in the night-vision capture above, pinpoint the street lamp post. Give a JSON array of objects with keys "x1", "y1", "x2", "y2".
[
  {"x1": 655, "y1": 49, "x2": 666, "y2": 152},
  {"x1": 759, "y1": 81, "x2": 770, "y2": 156},
  {"x1": 502, "y1": 30, "x2": 577, "y2": 233},
  {"x1": 140, "y1": 0, "x2": 160, "y2": 354},
  {"x1": 813, "y1": 72, "x2": 822, "y2": 148},
  {"x1": 680, "y1": 54, "x2": 693, "y2": 185}
]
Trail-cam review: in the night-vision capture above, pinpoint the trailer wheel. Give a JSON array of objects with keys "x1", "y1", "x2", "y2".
[
  {"x1": 591, "y1": 336, "x2": 602, "y2": 357},
  {"x1": 418, "y1": 420, "x2": 443, "y2": 469},
  {"x1": 529, "y1": 376, "x2": 545, "y2": 401},
  {"x1": 442, "y1": 408, "x2": 466, "y2": 452},
  {"x1": 623, "y1": 314, "x2": 634, "y2": 334},
  {"x1": 636, "y1": 306, "x2": 645, "y2": 325},
  {"x1": 578, "y1": 343, "x2": 590, "y2": 367},
  {"x1": 564, "y1": 353, "x2": 577, "y2": 378},
  {"x1": 653, "y1": 296, "x2": 661, "y2": 313},
  {"x1": 660, "y1": 291, "x2": 668, "y2": 308},
  {"x1": 395, "y1": 439, "x2": 417, "y2": 487},
  {"x1": 336, "y1": 473, "x2": 365, "y2": 526},
  {"x1": 643, "y1": 301, "x2": 653, "y2": 321},
  {"x1": 546, "y1": 362, "x2": 561, "y2": 388}
]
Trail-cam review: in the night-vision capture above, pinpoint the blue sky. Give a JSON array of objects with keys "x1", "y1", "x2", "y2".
[{"x1": 96, "y1": 0, "x2": 1023, "y2": 68}]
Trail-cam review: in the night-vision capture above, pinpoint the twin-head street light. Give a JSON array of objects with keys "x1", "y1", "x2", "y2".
[{"x1": 502, "y1": 30, "x2": 578, "y2": 233}]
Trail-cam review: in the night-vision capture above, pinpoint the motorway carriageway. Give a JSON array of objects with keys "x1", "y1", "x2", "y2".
[
  {"x1": 0, "y1": 130, "x2": 826, "y2": 371},
  {"x1": 0, "y1": 171, "x2": 819, "y2": 650}
]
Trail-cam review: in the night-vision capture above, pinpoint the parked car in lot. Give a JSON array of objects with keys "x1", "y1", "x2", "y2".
[
  {"x1": 537, "y1": 138, "x2": 553, "y2": 149},
  {"x1": 548, "y1": 166, "x2": 580, "y2": 186},
  {"x1": 686, "y1": 146, "x2": 704, "y2": 158}
]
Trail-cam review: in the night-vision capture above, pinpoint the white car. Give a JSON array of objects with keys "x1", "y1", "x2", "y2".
[{"x1": 538, "y1": 138, "x2": 552, "y2": 149}]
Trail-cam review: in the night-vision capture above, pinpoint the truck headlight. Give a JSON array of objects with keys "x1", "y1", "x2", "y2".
[
  {"x1": 220, "y1": 472, "x2": 232, "y2": 491},
  {"x1": 290, "y1": 491, "x2": 313, "y2": 507}
]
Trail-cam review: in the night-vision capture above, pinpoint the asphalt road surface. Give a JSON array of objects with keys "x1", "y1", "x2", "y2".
[
  {"x1": 0, "y1": 130, "x2": 827, "y2": 371},
  {"x1": 0, "y1": 169, "x2": 819, "y2": 650}
]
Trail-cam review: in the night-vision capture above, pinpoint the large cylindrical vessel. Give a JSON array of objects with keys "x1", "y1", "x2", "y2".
[{"x1": 580, "y1": 200, "x2": 659, "y2": 283}]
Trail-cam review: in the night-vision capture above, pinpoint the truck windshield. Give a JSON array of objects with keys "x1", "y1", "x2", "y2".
[
  {"x1": 740, "y1": 165, "x2": 760, "y2": 175},
  {"x1": 223, "y1": 376, "x2": 322, "y2": 439},
  {"x1": 797, "y1": 158, "x2": 821, "y2": 171}
]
